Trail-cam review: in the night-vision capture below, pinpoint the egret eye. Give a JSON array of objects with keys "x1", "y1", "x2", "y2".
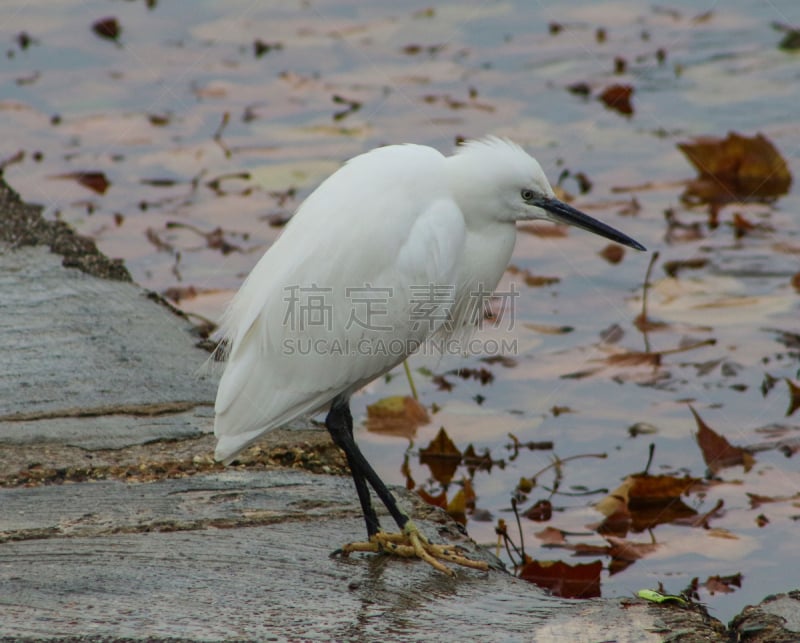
[{"x1": 521, "y1": 188, "x2": 535, "y2": 201}]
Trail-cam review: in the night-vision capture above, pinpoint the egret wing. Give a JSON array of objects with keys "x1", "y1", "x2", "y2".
[{"x1": 214, "y1": 145, "x2": 467, "y2": 461}]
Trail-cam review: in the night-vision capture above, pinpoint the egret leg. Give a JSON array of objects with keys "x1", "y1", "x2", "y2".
[
  {"x1": 326, "y1": 396, "x2": 381, "y2": 536},
  {"x1": 326, "y1": 395, "x2": 488, "y2": 575}
]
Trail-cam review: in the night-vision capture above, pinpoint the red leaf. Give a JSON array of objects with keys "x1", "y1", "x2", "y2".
[{"x1": 519, "y1": 560, "x2": 602, "y2": 598}]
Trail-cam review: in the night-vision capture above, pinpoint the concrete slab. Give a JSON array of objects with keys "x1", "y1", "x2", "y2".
[{"x1": 0, "y1": 469, "x2": 726, "y2": 643}]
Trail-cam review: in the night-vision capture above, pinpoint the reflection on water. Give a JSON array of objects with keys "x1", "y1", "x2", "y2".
[{"x1": 2, "y1": 0, "x2": 799, "y2": 622}]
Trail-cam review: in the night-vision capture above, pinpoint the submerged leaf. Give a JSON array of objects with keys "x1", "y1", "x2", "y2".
[
  {"x1": 519, "y1": 559, "x2": 602, "y2": 598},
  {"x1": 365, "y1": 395, "x2": 429, "y2": 438}
]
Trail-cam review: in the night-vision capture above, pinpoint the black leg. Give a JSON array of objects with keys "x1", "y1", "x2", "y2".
[
  {"x1": 325, "y1": 395, "x2": 411, "y2": 535},
  {"x1": 326, "y1": 396, "x2": 381, "y2": 536}
]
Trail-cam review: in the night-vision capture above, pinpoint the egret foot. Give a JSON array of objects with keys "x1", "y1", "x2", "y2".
[{"x1": 338, "y1": 521, "x2": 489, "y2": 575}]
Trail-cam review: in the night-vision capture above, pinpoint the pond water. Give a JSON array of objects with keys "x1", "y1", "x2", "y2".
[{"x1": 2, "y1": 0, "x2": 799, "y2": 623}]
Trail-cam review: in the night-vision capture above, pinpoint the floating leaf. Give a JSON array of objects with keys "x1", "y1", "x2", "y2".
[
  {"x1": 417, "y1": 487, "x2": 447, "y2": 509},
  {"x1": 419, "y1": 427, "x2": 461, "y2": 485},
  {"x1": 595, "y1": 473, "x2": 699, "y2": 532},
  {"x1": 51, "y1": 171, "x2": 110, "y2": 194},
  {"x1": 792, "y1": 273, "x2": 800, "y2": 294},
  {"x1": 519, "y1": 559, "x2": 602, "y2": 598},
  {"x1": 447, "y1": 489, "x2": 467, "y2": 524},
  {"x1": 691, "y1": 406, "x2": 755, "y2": 473},
  {"x1": 599, "y1": 244, "x2": 625, "y2": 264},
  {"x1": 365, "y1": 395, "x2": 429, "y2": 438},
  {"x1": 524, "y1": 499, "x2": 552, "y2": 522},
  {"x1": 678, "y1": 132, "x2": 792, "y2": 203},
  {"x1": 637, "y1": 589, "x2": 687, "y2": 605},
  {"x1": 704, "y1": 573, "x2": 742, "y2": 595},
  {"x1": 785, "y1": 379, "x2": 800, "y2": 417},
  {"x1": 506, "y1": 265, "x2": 560, "y2": 287},
  {"x1": 92, "y1": 17, "x2": 121, "y2": 41},
  {"x1": 599, "y1": 84, "x2": 634, "y2": 116},
  {"x1": 534, "y1": 526, "x2": 568, "y2": 545}
]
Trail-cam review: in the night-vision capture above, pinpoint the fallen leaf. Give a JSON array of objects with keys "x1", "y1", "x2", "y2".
[
  {"x1": 599, "y1": 244, "x2": 625, "y2": 264},
  {"x1": 524, "y1": 499, "x2": 552, "y2": 521},
  {"x1": 506, "y1": 265, "x2": 560, "y2": 287},
  {"x1": 792, "y1": 273, "x2": 800, "y2": 294},
  {"x1": 595, "y1": 473, "x2": 699, "y2": 532},
  {"x1": 365, "y1": 395, "x2": 429, "y2": 438},
  {"x1": 519, "y1": 559, "x2": 602, "y2": 598},
  {"x1": 785, "y1": 379, "x2": 800, "y2": 417},
  {"x1": 517, "y1": 223, "x2": 569, "y2": 237},
  {"x1": 704, "y1": 573, "x2": 742, "y2": 595},
  {"x1": 419, "y1": 427, "x2": 461, "y2": 485},
  {"x1": 599, "y1": 84, "x2": 634, "y2": 116},
  {"x1": 524, "y1": 323, "x2": 573, "y2": 335},
  {"x1": 417, "y1": 487, "x2": 447, "y2": 509},
  {"x1": 747, "y1": 491, "x2": 800, "y2": 509},
  {"x1": 691, "y1": 406, "x2": 755, "y2": 473},
  {"x1": 604, "y1": 351, "x2": 661, "y2": 368},
  {"x1": 678, "y1": 132, "x2": 792, "y2": 203},
  {"x1": 51, "y1": 171, "x2": 111, "y2": 194},
  {"x1": 92, "y1": 17, "x2": 121, "y2": 41},
  {"x1": 663, "y1": 258, "x2": 709, "y2": 278},
  {"x1": 637, "y1": 589, "x2": 687, "y2": 605},
  {"x1": 534, "y1": 526, "x2": 568, "y2": 545},
  {"x1": 447, "y1": 489, "x2": 467, "y2": 525},
  {"x1": 567, "y1": 82, "x2": 592, "y2": 97},
  {"x1": 605, "y1": 535, "x2": 659, "y2": 561}
]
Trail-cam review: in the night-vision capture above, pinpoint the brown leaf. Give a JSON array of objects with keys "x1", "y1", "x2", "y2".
[
  {"x1": 419, "y1": 427, "x2": 461, "y2": 485},
  {"x1": 704, "y1": 573, "x2": 742, "y2": 595},
  {"x1": 519, "y1": 559, "x2": 602, "y2": 598},
  {"x1": 591, "y1": 506, "x2": 631, "y2": 537},
  {"x1": 506, "y1": 265, "x2": 560, "y2": 287},
  {"x1": 691, "y1": 406, "x2": 755, "y2": 473},
  {"x1": 599, "y1": 244, "x2": 625, "y2": 264},
  {"x1": 52, "y1": 171, "x2": 111, "y2": 194},
  {"x1": 517, "y1": 223, "x2": 569, "y2": 237},
  {"x1": 731, "y1": 212, "x2": 757, "y2": 238},
  {"x1": 534, "y1": 526, "x2": 568, "y2": 545},
  {"x1": 92, "y1": 17, "x2": 121, "y2": 41},
  {"x1": 597, "y1": 473, "x2": 699, "y2": 531},
  {"x1": 431, "y1": 374, "x2": 453, "y2": 391},
  {"x1": 633, "y1": 313, "x2": 670, "y2": 333},
  {"x1": 747, "y1": 491, "x2": 800, "y2": 509},
  {"x1": 599, "y1": 84, "x2": 634, "y2": 116},
  {"x1": 417, "y1": 488, "x2": 447, "y2": 509},
  {"x1": 605, "y1": 351, "x2": 661, "y2": 368},
  {"x1": 792, "y1": 273, "x2": 800, "y2": 294},
  {"x1": 663, "y1": 258, "x2": 709, "y2": 278},
  {"x1": 786, "y1": 379, "x2": 800, "y2": 417},
  {"x1": 524, "y1": 499, "x2": 553, "y2": 522},
  {"x1": 605, "y1": 535, "x2": 659, "y2": 561},
  {"x1": 365, "y1": 395, "x2": 429, "y2": 438},
  {"x1": 678, "y1": 132, "x2": 792, "y2": 203},
  {"x1": 628, "y1": 473, "x2": 700, "y2": 505}
]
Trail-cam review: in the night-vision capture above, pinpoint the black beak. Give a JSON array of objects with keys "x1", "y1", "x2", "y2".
[{"x1": 534, "y1": 196, "x2": 646, "y2": 251}]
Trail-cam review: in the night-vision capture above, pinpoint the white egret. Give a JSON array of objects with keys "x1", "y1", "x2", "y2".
[{"x1": 213, "y1": 136, "x2": 645, "y2": 574}]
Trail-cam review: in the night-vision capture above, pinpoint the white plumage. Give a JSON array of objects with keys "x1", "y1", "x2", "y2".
[{"x1": 213, "y1": 137, "x2": 644, "y2": 464}]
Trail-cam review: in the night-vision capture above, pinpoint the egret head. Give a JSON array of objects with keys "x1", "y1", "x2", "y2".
[{"x1": 449, "y1": 137, "x2": 645, "y2": 251}]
